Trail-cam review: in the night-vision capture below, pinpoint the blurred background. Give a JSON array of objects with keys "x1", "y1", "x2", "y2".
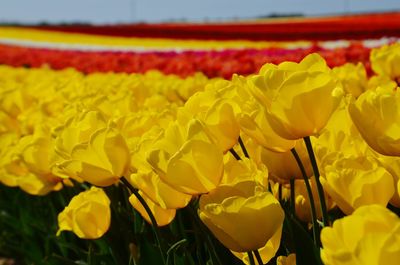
[{"x1": 0, "y1": 0, "x2": 400, "y2": 24}]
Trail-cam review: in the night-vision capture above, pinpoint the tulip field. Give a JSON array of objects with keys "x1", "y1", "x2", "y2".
[{"x1": 1, "y1": 13, "x2": 400, "y2": 265}]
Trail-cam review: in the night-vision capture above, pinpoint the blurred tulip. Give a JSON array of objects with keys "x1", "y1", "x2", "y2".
[
  {"x1": 370, "y1": 43, "x2": 400, "y2": 80},
  {"x1": 277, "y1": 254, "x2": 296, "y2": 265},
  {"x1": 294, "y1": 177, "x2": 332, "y2": 223},
  {"x1": 321, "y1": 205, "x2": 400, "y2": 265},
  {"x1": 374, "y1": 154, "x2": 400, "y2": 207},
  {"x1": 332, "y1": 63, "x2": 367, "y2": 97},
  {"x1": 260, "y1": 141, "x2": 312, "y2": 182},
  {"x1": 321, "y1": 156, "x2": 394, "y2": 214},
  {"x1": 367, "y1": 75, "x2": 397, "y2": 91},
  {"x1": 349, "y1": 87, "x2": 400, "y2": 156},
  {"x1": 59, "y1": 124, "x2": 130, "y2": 187},
  {"x1": 313, "y1": 98, "x2": 370, "y2": 172},
  {"x1": 16, "y1": 126, "x2": 63, "y2": 195},
  {"x1": 54, "y1": 110, "x2": 107, "y2": 159},
  {"x1": 221, "y1": 156, "x2": 268, "y2": 187}
]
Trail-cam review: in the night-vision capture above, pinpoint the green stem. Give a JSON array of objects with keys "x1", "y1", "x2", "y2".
[
  {"x1": 247, "y1": 252, "x2": 256, "y2": 265},
  {"x1": 187, "y1": 206, "x2": 223, "y2": 265},
  {"x1": 290, "y1": 148, "x2": 320, "y2": 247},
  {"x1": 229, "y1": 148, "x2": 242, "y2": 160},
  {"x1": 278, "y1": 183, "x2": 282, "y2": 202},
  {"x1": 253, "y1": 249, "x2": 264, "y2": 265},
  {"x1": 303, "y1": 136, "x2": 329, "y2": 227},
  {"x1": 120, "y1": 177, "x2": 166, "y2": 265},
  {"x1": 290, "y1": 178, "x2": 295, "y2": 217},
  {"x1": 238, "y1": 136, "x2": 250, "y2": 158}
]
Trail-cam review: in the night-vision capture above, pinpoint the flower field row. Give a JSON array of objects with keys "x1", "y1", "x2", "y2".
[
  {"x1": 1, "y1": 35, "x2": 400, "y2": 264},
  {"x1": 0, "y1": 43, "x2": 374, "y2": 78},
  {"x1": 29, "y1": 12, "x2": 400, "y2": 41}
]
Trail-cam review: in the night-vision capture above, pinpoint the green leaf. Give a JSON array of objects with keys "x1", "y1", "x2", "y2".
[{"x1": 137, "y1": 236, "x2": 164, "y2": 265}]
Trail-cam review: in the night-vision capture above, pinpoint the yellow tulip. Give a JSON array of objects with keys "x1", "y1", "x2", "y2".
[
  {"x1": 198, "y1": 181, "x2": 284, "y2": 252},
  {"x1": 232, "y1": 225, "x2": 282, "y2": 265},
  {"x1": 367, "y1": 75, "x2": 397, "y2": 91},
  {"x1": 321, "y1": 204, "x2": 400, "y2": 265},
  {"x1": 57, "y1": 187, "x2": 111, "y2": 239},
  {"x1": 238, "y1": 106, "x2": 296, "y2": 152},
  {"x1": 250, "y1": 53, "x2": 343, "y2": 140},
  {"x1": 0, "y1": 79, "x2": 35, "y2": 118},
  {"x1": 294, "y1": 177, "x2": 333, "y2": 223},
  {"x1": 128, "y1": 170, "x2": 192, "y2": 210},
  {"x1": 166, "y1": 138, "x2": 223, "y2": 194},
  {"x1": 277, "y1": 254, "x2": 296, "y2": 265},
  {"x1": 374, "y1": 154, "x2": 400, "y2": 207},
  {"x1": 313, "y1": 98, "x2": 370, "y2": 171},
  {"x1": 180, "y1": 88, "x2": 240, "y2": 153},
  {"x1": 54, "y1": 110, "x2": 107, "y2": 159},
  {"x1": 221, "y1": 156, "x2": 268, "y2": 187},
  {"x1": 202, "y1": 99, "x2": 240, "y2": 152},
  {"x1": 15, "y1": 126, "x2": 63, "y2": 195},
  {"x1": 0, "y1": 132, "x2": 21, "y2": 187},
  {"x1": 20, "y1": 126, "x2": 60, "y2": 176},
  {"x1": 260, "y1": 141, "x2": 312, "y2": 182},
  {"x1": 332, "y1": 63, "x2": 367, "y2": 97},
  {"x1": 147, "y1": 119, "x2": 224, "y2": 195},
  {"x1": 349, "y1": 86, "x2": 400, "y2": 156},
  {"x1": 59, "y1": 124, "x2": 130, "y2": 187},
  {"x1": 370, "y1": 43, "x2": 400, "y2": 80},
  {"x1": 321, "y1": 156, "x2": 394, "y2": 215},
  {"x1": 0, "y1": 110, "x2": 19, "y2": 135},
  {"x1": 398, "y1": 180, "x2": 400, "y2": 200},
  {"x1": 129, "y1": 191, "x2": 176, "y2": 226}
]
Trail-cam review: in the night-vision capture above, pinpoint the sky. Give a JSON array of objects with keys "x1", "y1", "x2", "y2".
[{"x1": 0, "y1": 0, "x2": 400, "y2": 24}]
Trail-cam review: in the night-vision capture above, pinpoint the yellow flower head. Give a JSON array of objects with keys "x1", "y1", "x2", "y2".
[
  {"x1": 277, "y1": 254, "x2": 296, "y2": 265},
  {"x1": 260, "y1": 140, "x2": 312, "y2": 182},
  {"x1": 198, "y1": 181, "x2": 284, "y2": 252},
  {"x1": 332, "y1": 62, "x2": 367, "y2": 97},
  {"x1": 321, "y1": 205, "x2": 400, "y2": 265},
  {"x1": 349, "y1": 86, "x2": 400, "y2": 156},
  {"x1": 250, "y1": 53, "x2": 343, "y2": 140},
  {"x1": 322, "y1": 156, "x2": 394, "y2": 215},
  {"x1": 221, "y1": 156, "x2": 268, "y2": 187},
  {"x1": 57, "y1": 187, "x2": 111, "y2": 239},
  {"x1": 180, "y1": 88, "x2": 240, "y2": 153},
  {"x1": 147, "y1": 119, "x2": 224, "y2": 195},
  {"x1": 129, "y1": 191, "x2": 176, "y2": 227},
  {"x1": 370, "y1": 43, "x2": 400, "y2": 80},
  {"x1": 58, "y1": 124, "x2": 130, "y2": 187}
]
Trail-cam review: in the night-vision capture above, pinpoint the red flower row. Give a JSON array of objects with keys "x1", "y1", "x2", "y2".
[
  {"x1": 29, "y1": 12, "x2": 400, "y2": 41},
  {"x1": 0, "y1": 43, "x2": 372, "y2": 78}
]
